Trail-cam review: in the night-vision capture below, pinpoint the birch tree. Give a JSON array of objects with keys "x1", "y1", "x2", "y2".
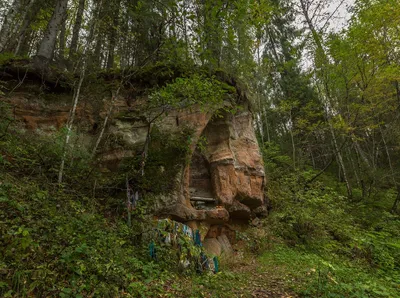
[{"x1": 0, "y1": 0, "x2": 22, "y2": 52}]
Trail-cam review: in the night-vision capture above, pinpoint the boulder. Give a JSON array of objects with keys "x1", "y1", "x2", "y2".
[
  {"x1": 203, "y1": 238, "x2": 222, "y2": 256},
  {"x1": 227, "y1": 200, "x2": 251, "y2": 220},
  {"x1": 217, "y1": 234, "x2": 233, "y2": 255}
]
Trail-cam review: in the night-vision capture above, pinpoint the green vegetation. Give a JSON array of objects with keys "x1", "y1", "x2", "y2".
[
  {"x1": 1, "y1": 0, "x2": 400, "y2": 297},
  {"x1": 0, "y1": 102, "x2": 208, "y2": 297},
  {"x1": 150, "y1": 74, "x2": 235, "y2": 112},
  {"x1": 260, "y1": 142, "x2": 400, "y2": 297},
  {"x1": 2, "y1": 97, "x2": 399, "y2": 297}
]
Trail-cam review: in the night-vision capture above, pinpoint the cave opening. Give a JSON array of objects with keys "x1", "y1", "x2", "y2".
[{"x1": 188, "y1": 147, "x2": 217, "y2": 210}]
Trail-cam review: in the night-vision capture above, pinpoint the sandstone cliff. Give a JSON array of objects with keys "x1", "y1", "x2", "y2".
[{"x1": 1, "y1": 66, "x2": 266, "y2": 253}]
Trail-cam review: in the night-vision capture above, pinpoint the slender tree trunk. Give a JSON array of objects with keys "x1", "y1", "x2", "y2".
[
  {"x1": 0, "y1": 0, "x2": 21, "y2": 52},
  {"x1": 380, "y1": 126, "x2": 399, "y2": 212},
  {"x1": 310, "y1": 149, "x2": 316, "y2": 169},
  {"x1": 58, "y1": 15, "x2": 67, "y2": 61},
  {"x1": 353, "y1": 143, "x2": 366, "y2": 198},
  {"x1": 380, "y1": 126, "x2": 396, "y2": 185},
  {"x1": 351, "y1": 134, "x2": 371, "y2": 168},
  {"x1": 347, "y1": 147, "x2": 361, "y2": 188},
  {"x1": 92, "y1": 34, "x2": 103, "y2": 67},
  {"x1": 328, "y1": 114, "x2": 352, "y2": 199},
  {"x1": 58, "y1": 61, "x2": 86, "y2": 184},
  {"x1": 299, "y1": 0, "x2": 324, "y2": 51},
  {"x1": 106, "y1": 0, "x2": 121, "y2": 69},
  {"x1": 301, "y1": 0, "x2": 352, "y2": 198},
  {"x1": 395, "y1": 81, "x2": 400, "y2": 106},
  {"x1": 7, "y1": 0, "x2": 35, "y2": 54},
  {"x1": 392, "y1": 187, "x2": 400, "y2": 214},
  {"x1": 35, "y1": 0, "x2": 69, "y2": 67},
  {"x1": 289, "y1": 109, "x2": 296, "y2": 169},
  {"x1": 69, "y1": 0, "x2": 85, "y2": 60},
  {"x1": 13, "y1": 0, "x2": 38, "y2": 55},
  {"x1": 87, "y1": 0, "x2": 102, "y2": 43},
  {"x1": 262, "y1": 106, "x2": 271, "y2": 143},
  {"x1": 126, "y1": 176, "x2": 132, "y2": 227},
  {"x1": 91, "y1": 87, "x2": 121, "y2": 158},
  {"x1": 183, "y1": 1, "x2": 189, "y2": 61}
]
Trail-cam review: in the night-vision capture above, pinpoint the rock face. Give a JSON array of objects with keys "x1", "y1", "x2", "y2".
[
  {"x1": 154, "y1": 104, "x2": 266, "y2": 250},
  {"x1": 3, "y1": 83, "x2": 266, "y2": 248},
  {"x1": 185, "y1": 109, "x2": 266, "y2": 221}
]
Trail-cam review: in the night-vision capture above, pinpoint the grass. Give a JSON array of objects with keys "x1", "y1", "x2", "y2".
[{"x1": 258, "y1": 245, "x2": 400, "y2": 298}]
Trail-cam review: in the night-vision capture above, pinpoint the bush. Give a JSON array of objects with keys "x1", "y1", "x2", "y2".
[{"x1": 267, "y1": 169, "x2": 355, "y2": 246}]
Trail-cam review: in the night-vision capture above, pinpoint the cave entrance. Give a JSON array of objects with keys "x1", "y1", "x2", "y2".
[{"x1": 189, "y1": 147, "x2": 216, "y2": 210}]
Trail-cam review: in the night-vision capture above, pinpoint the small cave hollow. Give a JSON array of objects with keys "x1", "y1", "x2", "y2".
[{"x1": 188, "y1": 148, "x2": 216, "y2": 210}]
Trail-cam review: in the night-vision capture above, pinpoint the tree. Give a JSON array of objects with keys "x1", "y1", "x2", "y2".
[
  {"x1": 34, "y1": 0, "x2": 69, "y2": 68},
  {"x1": 298, "y1": 0, "x2": 353, "y2": 198},
  {"x1": 68, "y1": 0, "x2": 85, "y2": 61},
  {"x1": 0, "y1": 0, "x2": 22, "y2": 52}
]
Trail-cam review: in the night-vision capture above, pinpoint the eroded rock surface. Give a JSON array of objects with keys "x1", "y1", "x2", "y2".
[
  {"x1": 184, "y1": 109, "x2": 266, "y2": 222},
  {"x1": 4, "y1": 86, "x2": 266, "y2": 249}
]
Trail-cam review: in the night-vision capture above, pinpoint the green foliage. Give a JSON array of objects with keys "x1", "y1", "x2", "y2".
[
  {"x1": 116, "y1": 126, "x2": 193, "y2": 196},
  {"x1": 0, "y1": 108, "x2": 210, "y2": 296},
  {"x1": 149, "y1": 73, "x2": 235, "y2": 113},
  {"x1": 259, "y1": 245, "x2": 400, "y2": 298},
  {"x1": 0, "y1": 102, "x2": 12, "y2": 136},
  {"x1": 0, "y1": 175, "x2": 171, "y2": 297},
  {"x1": 197, "y1": 135, "x2": 209, "y2": 154},
  {"x1": 0, "y1": 52, "x2": 17, "y2": 66},
  {"x1": 140, "y1": 127, "x2": 192, "y2": 193},
  {"x1": 262, "y1": 141, "x2": 293, "y2": 177},
  {"x1": 261, "y1": 141, "x2": 400, "y2": 297},
  {"x1": 268, "y1": 169, "x2": 354, "y2": 246},
  {"x1": 1, "y1": 125, "x2": 92, "y2": 189}
]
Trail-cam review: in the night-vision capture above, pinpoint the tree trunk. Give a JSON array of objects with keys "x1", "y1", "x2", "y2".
[
  {"x1": 328, "y1": 112, "x2": 352, "y2": 199},
  {"x1": 299, "y1": 0, "x2": 324, "y2": 53},
  {"x1": 69, "y1": 0, "x2": 85, "y2": 60},
  {"x1": 126, "y1": 176, "x2": 132, "y2": 227},
  {"x1": 93, "y1": 34, "x2": 103, "y2": 68},
  {"x1": 351, "y1": 134, "x2": 371, "y2": 168},
  {"x1": 392, "y1": 186, "x2": 400, "y2": 214},
  {"x1": 13, "y1": 0, "x2": 39, "y2": 55},
  {"x1": 87, "y1": 0, "x2": 103, "y2": 67},
  {"x1": 300, "y1": 0, "x2": 352, "y2": 199},
  {"x1": 58, "y1": 62, "x2": 86, "y2": 184},
  {"x1": 380, "y1": 126, "x2": 396, "y2": 185},
  {"x1": 0, "y1": 0, "x2": 22, "y2": 52},
  {"x1": 347, "y1": 147, "x2": 361, "y2": 188},
  {"x1": 35, "y1": 0, "x2": 69, "y2": 67},
  {"x1": 106, "y1": 0, "x2": 121, "y2": 69},
  {"x1": 91, "y1": 87, "x2": 121, "y2": 158},
  {"x1": 58, "y1": 15, "x2": 67, "y2": 61},
  {"x1": 289, "y1": 109, "x2": 296, "y2": 169}
]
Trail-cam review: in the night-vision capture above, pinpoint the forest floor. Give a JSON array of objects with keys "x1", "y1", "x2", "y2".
[
  {"x1": 1, "y1": 167, "x2": 399, "y2": 297},
  {"x1": 159, "y1": 250, "x2": 299, "y2": 298},
  {"x1": 165, "y1": 236, "x2": 400, "y2": 298},
  {"x1": 227, "y1": 258, "x2": 297, "y2": 298}
]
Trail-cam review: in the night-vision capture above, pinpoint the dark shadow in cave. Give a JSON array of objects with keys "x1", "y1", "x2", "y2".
[{"x1": 189, "y1": 147, "x2": 217, "y2": 210}]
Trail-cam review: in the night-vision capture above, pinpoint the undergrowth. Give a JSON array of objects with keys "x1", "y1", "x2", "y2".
[
  {"x1": 258, "y1": 141, "x2": 400, "y2": 297},
  {"x1": 1, "y1": 95, "x2": 400, "y2": 297}
]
